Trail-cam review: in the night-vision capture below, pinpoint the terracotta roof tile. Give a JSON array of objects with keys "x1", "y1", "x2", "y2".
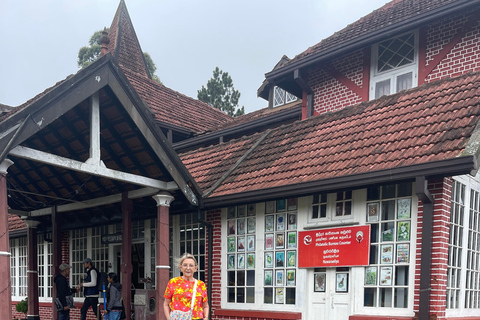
[
  {"x1": 123, "y1": 69, "x2": 233, "y2": 133},
  {"x1": 9, "y1": 214, "x2": 26, "y2": 231},
  {"x1": 278, "y1": 0, "x2": 466, "y2": 72},
  {"x1": 182, "y1": 71, "x2": 480, "y2": 198}
]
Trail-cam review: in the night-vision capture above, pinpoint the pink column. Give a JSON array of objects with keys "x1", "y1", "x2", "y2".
[
  {"x1": 25, "y1": 219, "x2": 41, "y2": 320},
  {"x1": 0, "y1": 159, "x2": 13, "y2": 320},
  {"x1": 152, "y1": 192, "x2": 174, "y2": 320},
  {"x1": 121, "y1": 193, "x2": 133, "y2": 320}
]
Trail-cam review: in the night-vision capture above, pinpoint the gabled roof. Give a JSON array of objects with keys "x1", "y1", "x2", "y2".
[
  {"x1": 0, "y1": 54, "x2": 201, "y2": 230},
  {"x1": 182, "y1": 71, "x2": 480, "y2": 207},
  {"x1": 124, "y1": 68, "x2": 233, "y2": 133},
  {"x1": 107, "y1": 0, "x2": 151, "y2": 79},
  {"x1": 266, "y1": 0, "x2": 480, "y2": 81},
  {"x1": 105, "y1": 0, "x2": 232, "y2": 134}
]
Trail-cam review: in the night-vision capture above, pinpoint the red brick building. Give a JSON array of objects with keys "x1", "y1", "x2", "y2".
[{"x1": 3, "y1": 0, "x2": 480, "y2": 320}]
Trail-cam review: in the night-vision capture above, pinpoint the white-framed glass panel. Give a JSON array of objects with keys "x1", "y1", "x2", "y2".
[
  {"x1": 37, "y1": 235, "x2": 53, "y2": 299},
  {"x1": 364, "y1": 182, "x2": 413, "y2": 309},
  {"x1": 273, "y1": 86, "x2": 297, "y2": 107},
  {"x1": 71, "y1": 229, "x2": 88, "y2": 297},
  {"x1": 370, "y1": 31, "x2": 418, "y2": 100}
]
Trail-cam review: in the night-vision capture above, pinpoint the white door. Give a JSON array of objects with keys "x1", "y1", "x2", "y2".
[{"x1": 309, "y1": 267, "x2": 351, "y2": 319}]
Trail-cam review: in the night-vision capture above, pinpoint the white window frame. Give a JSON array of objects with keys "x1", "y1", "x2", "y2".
[
  {"x1": 221, "y1": 202, "x2": 302, "y2": 312},
  {"x1": 37, "y1": 235, "x2": 53, "y2": 301},
  {"x1": 446, "y1": 174, "x2": 480, "y2": 318},
  {"x1": 309, "y1": 192, "x2": 355, "y2": 225},
  {"x1": 273, "y1": 87, "x2": 298, "y2": 107},
  {"x1": 369, "y1": 30, "x2": 419, "y2": 100}
]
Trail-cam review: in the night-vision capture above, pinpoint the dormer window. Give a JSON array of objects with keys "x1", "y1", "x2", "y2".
[
  {"x1": 370, "y1": 31, "x2": 418, "y2": 100},
  {"x1": 273, "y1": 86, "x2": 297, "y2": 107}
]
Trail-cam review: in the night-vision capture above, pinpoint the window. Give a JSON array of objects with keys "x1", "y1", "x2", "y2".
[
  {"x1": 225, "y1": 200, "x2": 298, "y2": 308},
  {"x1": 226, "y1": 204, "x2": 256, "y2": 303},
  {"x1": 179, "y1": 212, "x2": 206, "y2": 282},
  {"x1": 10, "y1": 237, "x2": 27, "y2": 299},
  {"x1": 364, "y1": 182, "x2": 413, "y2": 308},
  {"x1": 447, "y1": 178, "x2": 480, "y2": 312},
  {"x1": 273, "y1": 87, "x2": 297, "y2": 107},
  {"x1": 312, "y1": 193, "x2": 327, "y2": 219},
  {"x1": 311, "y1": 191, "x2": 352, "y2": 221},
  {"x1": 38, "y1": 235, "x2": 53, "y2": 299},
  {"x1": 71, "y1": 229, "x2": 88, "y2": 297},
  {"x1": 370, "y1": 31, "x2": 418, "y2": 100}
]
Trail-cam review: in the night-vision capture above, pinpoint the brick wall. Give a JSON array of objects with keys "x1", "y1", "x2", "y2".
[
  {"x1": 425, "y1": 13, "x2": 480, "y2": 83},
  {"x1": 306, "y1": 49, "x2": 365, "y2": 116},
  {"x1": 413, "y1": 178, "x2": 452, "y2": 320}
]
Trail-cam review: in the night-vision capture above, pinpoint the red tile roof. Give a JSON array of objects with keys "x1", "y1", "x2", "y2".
[
  {"x1": 107, "y1": 0, "x2": 150, "y2": 79},
  {"x1": 124, "y1": 69, "x2": 233, "y2": 133},
  {"x1": 9, "y1": 214, "x2": 26, "y2": 231},
  {"x1": 276, "y1": 0, "x2": 468, "y2": 73},
  {"x1": 182, "y1": 71, "x2": 480, "y2": 198}
]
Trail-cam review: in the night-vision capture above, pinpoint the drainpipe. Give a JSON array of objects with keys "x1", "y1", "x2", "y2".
[
  {"x1": 197, "y1": 202, "x2": 213, "y2": 309},
  {"x1": 415, "y1": 176, "x2": 434, "y2": 320},
  {"x1": 294, "y1": 69, "x2": 314, "y2": 118}
]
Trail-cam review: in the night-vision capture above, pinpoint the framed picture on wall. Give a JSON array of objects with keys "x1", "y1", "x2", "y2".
[
  {"x1": 287, "y1": 213, "x2": 297, "y2": 230},
  {"x1": 265, "y1": 215, "x2": 274, "y2": 232},
  {"x1": 275, "y1": 288, "x2": 284, "y2": 304},
  {"x1": 264, "y1": 270, "x2": 273, "y2": 286},
  {"x1": 314, "y1": 273, "x2": 326, "y2": 292},
  {"x1": 365, "y1": 266, "x2": 377, "y2": 285},
  {"x1": 276, "y1": 270, "x2": 284, "y2": 286},
  {"x1": 367, "y1": 202, "x2": 380, "y2": 222},
  {"x1": 227, "y1": 220, "x2": 235, "y2": 235},
  {"x1": 276, "y1": 214, "x2": 285, "y2": 231},
  {"x1": 380, "y1": 266, "x2": 392, "y2": 286},
  {"x1": 397, "y1": 221, "x2": 410, "y2": 241},
  {"x1": 287, "y1": 232, "x2": 297, "y2": 249},
  {"x1": 276, "y1": 251, "x2": 285, "y2": 267},
  {"x1": 247, "y1": 235, "x2": 255, "y2": 251},
  {"x1": 237, "y1": 219, "x2": 246, "y2": 235},
  {"x1": 276, "y1": 233, "x2": 285, "y2": 249},
  {"x1": 227, "y1": 254, "x2": 235, "y2": 270},
  {"x1": 265, "y1": 252, "x2": 273, "y2": 268},
  {"x1": 227, "y1": 237, "x2": 235, "y2": 252},
  {"x1": 286, "y1": 270, "x2": 295, "y2": 286},
  {"x1": 247, "y1": 204, "x2": 256, "y2": 216},
  {"x1": 381, "y1": 244, "x2": 393, "y2": 264},
  {"x1": 247, "y1": 217, "x2": 256, "y2": 234},
  {"x1": 397, "y1": 243, "x2": 409, "y2": 263},
  {"x1": 336, "y1": 273, "x2": 348, "y2": 292},
  {"x1": 287, "y1": 198, "x2": 297, "y2": 210},
  {"x1": 276, "y1": 199, "x2": 286, "y2": 211},
  {"x1": 397, "y1": 198, "x2": 411, "y2": 219},
  {"x1": 237, "y1": 254, "x2": 245, "y2": 269},
  {"x1": 237, "y1": 205, "x2": 246, "y2": 217},
  {"x1": 237, "y1": 236, "x2": 245, "y2": 252},
  {"x1": 265, "y1": 234, "x2": 274, "y2": 250},
  {"x1": 247, "y1": 254, "x2": 255, "y2": 269},
  {"x1": 287, "y1": 251, "x2": 296, "y2": 267}
]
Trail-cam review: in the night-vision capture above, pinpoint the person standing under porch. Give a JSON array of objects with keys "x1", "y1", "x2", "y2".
[{"x1": 77, "y1": 258, "x2": 98, "y2": 320}]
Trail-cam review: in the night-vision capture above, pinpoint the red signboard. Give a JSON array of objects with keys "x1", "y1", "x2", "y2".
[{"x1": 298, "y1": 225, "x2": 370, "y2": 268}]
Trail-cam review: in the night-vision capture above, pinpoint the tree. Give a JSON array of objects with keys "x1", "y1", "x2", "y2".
[
  {"x1": 197, "y1": 67, "x2": 244, "y2": 117},
  {"x1": 78, "y1": 29, "x2": 161, "y2": 84}
]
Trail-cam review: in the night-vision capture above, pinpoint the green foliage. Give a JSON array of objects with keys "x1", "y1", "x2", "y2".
[
  {"x1": 144, "y1": 52, "x2": 162, "y2": 84},
  {"x1": 15, "y1": 297, "x2": 28, "y2": 317},
  {"x1": 77, "y1": 29, "x2": 106, "y2": 68},
  {"x1": 197, "y1": 67, "x2": 244, "y2": 117},
  {"x1": 78, "y1": 30, "x2": 161, "y2": 84}
]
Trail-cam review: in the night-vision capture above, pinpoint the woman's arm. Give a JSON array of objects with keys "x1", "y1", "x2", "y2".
[
  {"x1": 163, "y1": 298, "x2": 172, "y2": 320},
  {"x1": 202, "y1": 301, "x2": 209, "y2": 320}
]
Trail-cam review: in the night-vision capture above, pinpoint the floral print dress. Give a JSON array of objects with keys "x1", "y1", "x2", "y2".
[{"x1": 164, "y1": 277, "x2": 208, "y2": 319}]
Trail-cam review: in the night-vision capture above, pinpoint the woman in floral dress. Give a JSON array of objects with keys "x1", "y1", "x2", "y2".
[{"x1": 164, "y1": 253, "x2": 209, "y2": 320}]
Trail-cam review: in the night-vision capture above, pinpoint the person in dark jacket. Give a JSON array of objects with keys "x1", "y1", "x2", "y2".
[
  {"x1": 106, "y1": 273, "x2": 123, "y2": 320},
  {"x1": 54, "y1": 263, "x2": 76, "y2": 320},
  {"x1": 77, "y1": 258, "x2": 98, "y2": 320}
]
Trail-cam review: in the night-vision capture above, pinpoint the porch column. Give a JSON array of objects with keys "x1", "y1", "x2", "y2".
[
  {"x1": 0, "y1": 159, "x2": 13, "y2": 320},
  {"x1": 25, "y1": 219, "x2": 41, "y2": 320},
  {"x1": 152, "y1": 192, "x2": 174, "y2": 320},
  {"x1": 51, "y1": 207, "x2": 60, "y2": 320},
  {"x1": 121, "y1": 193, "x2": 133, "y2": 320}
]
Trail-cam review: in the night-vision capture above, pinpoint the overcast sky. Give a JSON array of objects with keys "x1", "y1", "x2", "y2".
[{"x1": 0, "y1": 0, "x2": 389, "y2": 114}]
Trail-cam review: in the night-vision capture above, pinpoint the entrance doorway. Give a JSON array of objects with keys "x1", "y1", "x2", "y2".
[
  {"x1": 310, "y1": 267, "x2": 351, "y2": 319},
  {"x1": 113, "y1": 242, "x2": 145, "y2": 289}
]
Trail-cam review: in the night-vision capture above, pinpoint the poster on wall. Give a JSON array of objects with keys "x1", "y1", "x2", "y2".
[
  {"x1": 298, "y1": 225, "x2": 370, "y2": 268},
  {"x1": 314, "y1": 273, "x2": 326, "y2": 292},
  {"x1": 380, "y1": 266, "x2": 392, "y2": 286}
]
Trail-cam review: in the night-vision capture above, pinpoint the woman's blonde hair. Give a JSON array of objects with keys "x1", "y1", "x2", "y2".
[{"x1": 176, "y1": 253, "x2": 198, "y2": 268}]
